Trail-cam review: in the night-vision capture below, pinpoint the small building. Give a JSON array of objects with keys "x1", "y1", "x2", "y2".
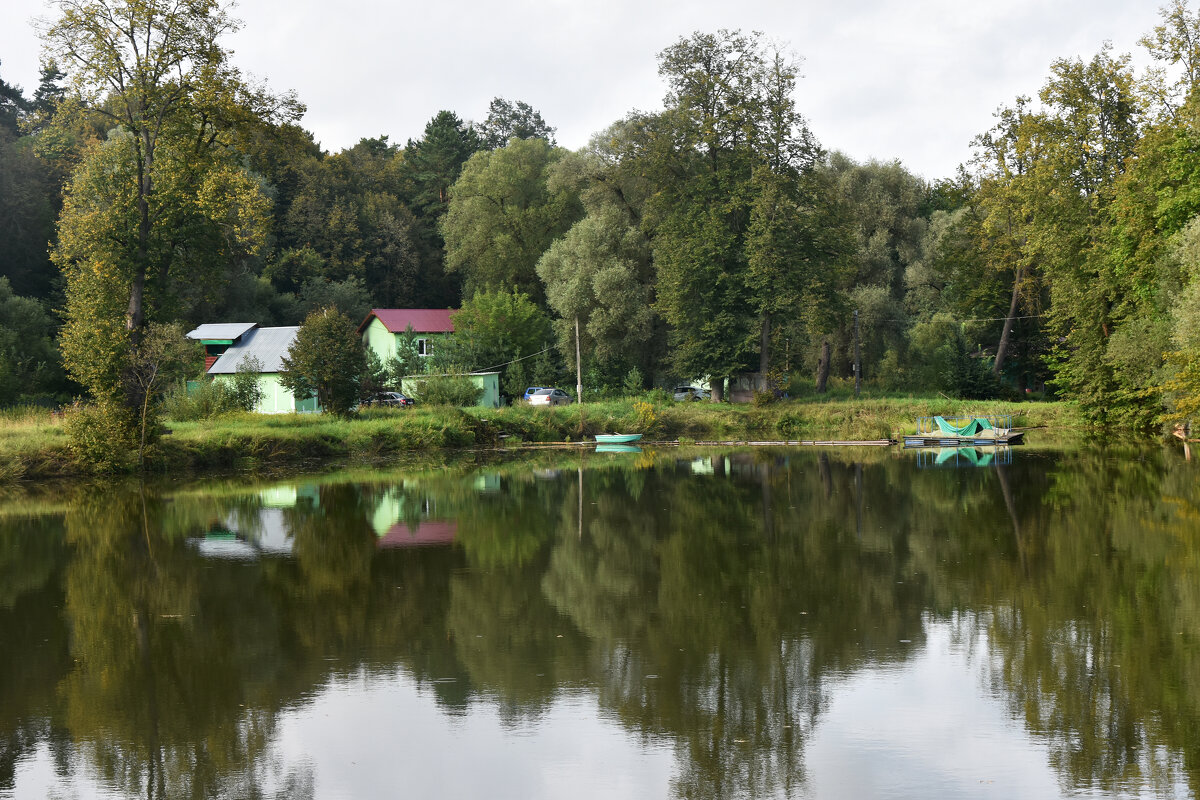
[
  {"x1": 729, "y1": 373, "x2": 768, "y2": 403},
  {"x1": 399, "y1": 370, "x2": 501, "y2": 409},
  {"x1": 186, "y1": 324, "x2": 318, "y2": 413},
  {"x1": 358, "y1": 308, "x2": 455, "y2": 364}
]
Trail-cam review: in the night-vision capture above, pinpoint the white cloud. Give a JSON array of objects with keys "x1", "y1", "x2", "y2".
[{"x1": 0, "y1": 0, "x2": 1169, "y2": 178}]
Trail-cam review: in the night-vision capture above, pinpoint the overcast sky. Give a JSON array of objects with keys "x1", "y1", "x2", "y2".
[{"x1": 0, "y1": 0, "x2": 1170, "y2": 180}]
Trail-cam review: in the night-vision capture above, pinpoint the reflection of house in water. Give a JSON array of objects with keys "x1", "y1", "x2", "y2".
[
  {"x1": 192, "y1": 484, "x2": 318, "y2": 559},
  {"x1": 371, "y1": 488, "x2": 457, "y2": 549}
]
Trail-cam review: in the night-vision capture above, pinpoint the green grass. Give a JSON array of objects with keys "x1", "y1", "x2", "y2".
[{"x1": 0, "y1": 395, "x2": 1086, "y2": 481}]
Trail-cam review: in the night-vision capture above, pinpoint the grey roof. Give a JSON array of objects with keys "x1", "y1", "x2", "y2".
[
  {"x1": 187, "y1": 322, "x2": 257, "y2": 341},
  {"x1": 208, "y1": 326, "x2": 299, "y2": 374}
]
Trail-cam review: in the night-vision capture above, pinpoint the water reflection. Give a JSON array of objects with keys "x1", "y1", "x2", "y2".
[{"x1": 0, "y1": 444, "x2": 1198, "y2": 798}]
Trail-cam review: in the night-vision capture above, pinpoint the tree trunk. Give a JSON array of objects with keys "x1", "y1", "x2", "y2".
[
  {"x1": 711, "y1": 378, "x2": 724, "y2": 403},
  {"x1": 759, "y1": 313, "x2": 770, "y2": 376},
  {"x1": 816, "y1": 339, "x2": 830, "y2": 393},
  {"x1": 993, "y1": 267, "x2": 1023, "y2": 377}
]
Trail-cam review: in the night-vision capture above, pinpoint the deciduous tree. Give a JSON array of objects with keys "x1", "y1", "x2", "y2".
[
  {"x1": 279, "y1": 308, "x2": 366, "y2": 417},
  {"x1": 441, "y1": 138, "x2": 582, "y2": 302}
]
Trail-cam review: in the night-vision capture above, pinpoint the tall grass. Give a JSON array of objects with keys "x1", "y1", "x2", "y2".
[{"x1": 0, "y1": 394, "x2": 1085, "y2": 481}]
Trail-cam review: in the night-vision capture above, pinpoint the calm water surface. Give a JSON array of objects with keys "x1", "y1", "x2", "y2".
[{"x1": 1, "y1": 444, "x2": 1198, "y2": 799}]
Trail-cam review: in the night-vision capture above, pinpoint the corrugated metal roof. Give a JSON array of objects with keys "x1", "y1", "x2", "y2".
[
  {"x1": 186, "y1": 323, "x2": 257, "y2": 341},
  {"x1": 208, "y1": 326, "x2": 299, "y2": 374},
  {"x1": 359, "y1": 308, "x2": 456, "y2": 334}
]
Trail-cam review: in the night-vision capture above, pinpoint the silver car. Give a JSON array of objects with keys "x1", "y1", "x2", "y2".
[
  {"x1": 673, "y1": 386, "x2": 709, "y2": 402},
  {"x1": 528, "y1": 387, "x2": 573, "y2": 406}
]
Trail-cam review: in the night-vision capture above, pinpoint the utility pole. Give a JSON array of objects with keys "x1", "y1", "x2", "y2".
[
  {"x1": 575, "y1": 316, "x2": 583, "y2": 404},
  {"x1": 853, "y1": 309, "x2": 861, "y2": 398}
]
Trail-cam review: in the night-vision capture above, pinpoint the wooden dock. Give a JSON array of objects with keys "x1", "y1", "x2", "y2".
[
  {"x1": 690, "y1": 439, "x2": 895, "y2": 447},
  {"x1": 902, "y1": 431, "x2": 1024, "y2": 448}
]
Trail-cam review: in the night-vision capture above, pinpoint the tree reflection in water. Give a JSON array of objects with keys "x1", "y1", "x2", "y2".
[{"x1": 0, "y1": 444, "x2": 1197, "y2": 798}]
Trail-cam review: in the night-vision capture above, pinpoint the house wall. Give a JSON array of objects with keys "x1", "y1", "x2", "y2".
[
  {"x1": 214, "y1": 373, "x2": 318, "y2": 414},
  {"x1": 362, "y1": 317, "x2": 397, "y2": 363},
  {"x1": 362, "y1": 320, "x2": 453, "y2": 366},
  {"x1": 471, "y1": 372, "x2": 500, "y2": 408},
  {"x1": 399, "y1": 372, "x2": 499, "y2": 408}
]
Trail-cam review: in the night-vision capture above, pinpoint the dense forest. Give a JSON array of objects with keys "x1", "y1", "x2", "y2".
[{"x1": 3, "y1": 0, "x2": 1200, "y2": 430}]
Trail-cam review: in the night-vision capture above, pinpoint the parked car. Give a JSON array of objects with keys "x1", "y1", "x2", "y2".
[
  {"x1": 673, "y1": 386, "x2": 709, "y2": 402},
  {"x1": 369, "y1": 391, "x2": 415, "y2": 407},
  {"x1": 523, "y1": 386, "x2": 547, "y2": 401},
  {"x1": 528, "y1": 387, "x2": 573, "y2": 406}
]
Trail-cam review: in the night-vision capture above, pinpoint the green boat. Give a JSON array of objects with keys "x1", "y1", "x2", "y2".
[{"x1": 595, "y1": 433, "x2": 643, "y2": 444}]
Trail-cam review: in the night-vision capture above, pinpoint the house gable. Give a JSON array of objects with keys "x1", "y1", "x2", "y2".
[
  {"x1": 357, "y1": 309, "x2": 455, "y2": 336},
  {"x1": 359, "y1": 308, "x2": 457, "y2": 365},
  {"x1": 186, "y1": 322, "x2": 258, "y2": 371}
]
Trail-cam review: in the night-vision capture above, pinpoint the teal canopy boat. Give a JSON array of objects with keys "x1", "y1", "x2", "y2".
[{"x1": 904, "y1": 415, "x2": 1024, "y2": 447}]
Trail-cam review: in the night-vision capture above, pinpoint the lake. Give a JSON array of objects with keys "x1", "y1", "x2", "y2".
[{"x1": 1, "y1": 443, "x2": 1198, "y2": 799}]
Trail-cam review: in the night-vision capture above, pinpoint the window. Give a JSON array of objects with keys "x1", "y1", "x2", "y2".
[{"x1": 417, "y1": 338, "x2": 430, "y2": 357}]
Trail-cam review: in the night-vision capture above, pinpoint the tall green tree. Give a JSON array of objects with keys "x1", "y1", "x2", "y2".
[
  {"x1": 536, "y1": 205, "x2": 655, "y2": 377},
  {"x1": 43, "y1": 0, "x2": 298, "y2": 341},
  {"x1": 647, "y1": 30, "x2": 824, "y2": 396},
  {"x1": 441, "y1": 137, "x2": 582, "y2": 302},
  {"x1": 400, "y1": 110, "x2": 481, "y2": 306},
  {"x1": 968, "y1": 98, "x2": 1050, "y2": 382},
  {"x1": 55, "y1": 129, "x2": 271, "y2": 409},
  {"x1": 444, "y1": 289, "x2": 553, "y2": 392},
  {"x1": 746, "y1": 163, "x2": 850, "y2": 379},
  {"x1": 1034, "y1": 47, "x2": 1144, "y2": 422},
  {"x1": 44, "y1": 0, "x2": 298, "y2": 433},
  {"x1": 279, "y1": 307, "x2": 366, "y2": 417},
  {"x1": 476, "y1": 97, "x2": 556, "y2": 150}
]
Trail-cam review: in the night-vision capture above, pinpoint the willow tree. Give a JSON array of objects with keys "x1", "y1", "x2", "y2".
[
  {"x1": 646, "y1": 30, "x2": 825, "y2": 398},
  {"x1": 536, "y1": 205, "x2": 655, "y2": 385},
  {"x1": 43, "y1": 0, "x2": 298, "y2": 442},
  {"x1": 441, "y1": 137, "x2": 582, "y2": 304}
]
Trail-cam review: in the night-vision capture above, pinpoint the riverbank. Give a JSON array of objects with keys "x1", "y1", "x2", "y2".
[{"x1": 0, "y1": 396, "x2": 1085, "y2": 481}]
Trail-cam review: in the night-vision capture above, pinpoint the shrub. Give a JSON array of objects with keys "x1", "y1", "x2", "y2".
[
  {"x1": 632, "y1": 400, "x2": 658, "y2": 433},
  {"x1": 63, "y1": 399, "x2": 138, "y2": 473},
  {"x1": 411, "y1": 375, "x2": 483, "y2": 406},
  {"x1": 230, "y1": 356, "x2": 265, "y2": 411},
  {"x1": 777, "y1": 413, "x2": 805, "y2": 437},
  {"x1": 622, "y1": 366, "x2": 644, "y2": 396},
  {"x1": 163, "y1": 380, "x2": 240, "y2": 420}
]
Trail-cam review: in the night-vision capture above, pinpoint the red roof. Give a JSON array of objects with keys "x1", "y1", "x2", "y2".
[
  {"x1": 377, "y1": 520, "x2": 457, "y2": 548},
  {"x1": 360, "y1": 308, "x2": 456, "y2": 335}
]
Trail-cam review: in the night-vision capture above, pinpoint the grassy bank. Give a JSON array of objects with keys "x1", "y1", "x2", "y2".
[{"x1": 0, "y1": 395, "x2": 1085, "y2": 481}]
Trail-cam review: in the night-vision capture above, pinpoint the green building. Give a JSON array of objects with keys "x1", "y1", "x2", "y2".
[
  {"x1": 359, "y1": 308, "x2": 501, "y2": 408},
  {"x1": 358, "y1": 308, "x2": 455, "y2": 364},
  {"x1": 186, "y1": 323, "x2": 318, "y2": 413}
]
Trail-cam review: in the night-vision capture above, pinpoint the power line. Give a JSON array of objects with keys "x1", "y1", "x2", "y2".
[
  {"x1": 479, "y1": 346, "x2": 554, "y2": 373},
  {"x1": 407, "y1": 346, "x2": 556, "y2": 380}
]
